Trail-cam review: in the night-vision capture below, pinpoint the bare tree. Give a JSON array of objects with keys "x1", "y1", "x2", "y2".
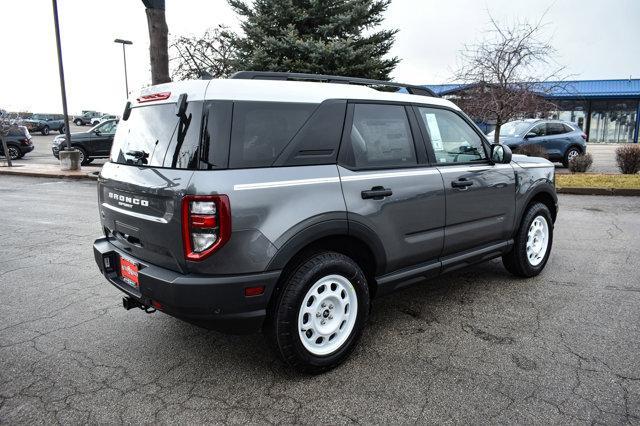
[
  {"x1": 170, "y1": 26, "x2": 237, "y2": 80},
  {"x1": 454, "y1": 13, "x2": 565, "y2": 143},
  {"x1": 142, "y1": 0, "x2": 171, "y2": 85}
]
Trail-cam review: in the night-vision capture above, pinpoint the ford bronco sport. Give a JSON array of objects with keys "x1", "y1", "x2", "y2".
[{"x1": 94, "y1": 72, "x2": 557, "y2": 373}]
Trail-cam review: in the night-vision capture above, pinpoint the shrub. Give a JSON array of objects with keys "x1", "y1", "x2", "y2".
[
  {"x1": 515, "y1": 144, "x2": 548, "y2": 159},
  {"x1": 615, "y1": 145, "x2": 640, "y2": 174},
  {"x1": 568, "y1": 153, "x2": 592, "y2": 173}
]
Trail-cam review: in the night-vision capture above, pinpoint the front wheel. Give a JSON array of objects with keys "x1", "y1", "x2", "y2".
[
  {"x1": 41, "y1": 126, "x2": 50, "y2": 136},
  {"x1": 266, "y1": 251, "x2": 370, "y2": 374},
  {"x1": 502, "y1": 202, "x2": 553, "y2": 277}
]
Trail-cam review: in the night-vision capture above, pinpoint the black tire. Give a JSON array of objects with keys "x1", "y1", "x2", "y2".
[
  {"x1": 562, "y1": 146, "x2": 581, "y2": 168},
  {"x1": 7, "y1": 145, "x2": 21, "y2": 160},
  {"x1": 266, "y1": 251, "x2": 370, "y2": 374},
  {"x1": 76, "y1": 147, "x2": 90, "y2": 166},
  {"x1": 74, "y1": 119, "x2": 82, "y2": 126},
  {"x1": 502, "y1": 202, "x2": 553, "y2": 277},
  {"x1": 58, "y1": 126, "x2": 66, "y2": 134},
  {"x1": 41, "y1": 126, "x2": 50, "y2": 136}
]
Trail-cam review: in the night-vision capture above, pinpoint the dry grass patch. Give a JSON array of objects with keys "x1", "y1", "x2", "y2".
[{"x1": 556, "y1": 173, "x2": 640, "y2": 189}]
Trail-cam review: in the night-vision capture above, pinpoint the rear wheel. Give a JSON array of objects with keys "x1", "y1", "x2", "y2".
[
  {"x1": 41, "y1": 126, "x2": 50, "y2": 136},
  {"x1": 7, "y1": 146, "x2": 21, "y2": 160},
  {"x1": 59, "y1": 126, "x2": 66, "y2": 134},
  {"x1": 266, "y1": 251, "x2": 369, "y2": 373},
  {"x1": 76, "y1": 147, "x2": 89, "y2": 166},
  {"x1": 563, "y1": 146, "x2": 581, "y2": 167},
  {"x1": 502, "y1": 202, "x2": 553, "y2": 277},
  {"x1": 74, "y1": 119, "x2": 82, "y2": 126}
]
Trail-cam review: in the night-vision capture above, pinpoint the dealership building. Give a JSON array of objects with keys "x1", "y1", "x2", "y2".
[{"x1": 424, "y1": 79, "x2": 640, "y2": 143}]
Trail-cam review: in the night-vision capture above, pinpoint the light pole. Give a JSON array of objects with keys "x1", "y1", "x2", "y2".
[
  {"x1": 52, "y1": 0, "x2": 80, "y2": 170},
  {"x1": 114, "y1": 39, "x2": 133, "y2": 99}
]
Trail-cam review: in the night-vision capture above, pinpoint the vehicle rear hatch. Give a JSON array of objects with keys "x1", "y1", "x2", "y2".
[{"x1": 98, "y1": 87, "x2": 207, "y2": 273}]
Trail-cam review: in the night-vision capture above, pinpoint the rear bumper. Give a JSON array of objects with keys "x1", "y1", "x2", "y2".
[
  {"x1": 20, "y1": 145, "x2": 34, "y2": 155},
  {"x1": 93, "y1": 237, "x2": 281, "y2": 334}
]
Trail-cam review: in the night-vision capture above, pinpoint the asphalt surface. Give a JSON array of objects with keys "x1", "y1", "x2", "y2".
[{"x1": 0, "y1": 175, "x2": 639, "y2": 424}]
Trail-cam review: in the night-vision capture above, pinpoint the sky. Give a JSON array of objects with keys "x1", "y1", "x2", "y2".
[{"x1": 1, "y1": 0, "x2": 639, "y2": 115}]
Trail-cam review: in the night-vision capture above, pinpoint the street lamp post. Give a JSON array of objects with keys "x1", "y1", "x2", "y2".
[
  {"x1": 52, "y1": 0, "x2": 80, "y2": 170},
  {"x1": 114, "y1": 39, "x2": 133, "y2": 99}
]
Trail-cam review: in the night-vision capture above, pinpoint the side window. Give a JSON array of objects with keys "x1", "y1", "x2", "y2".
[
  {"x1": 563, "y1": 124, "x2": 575, "y2": 133},
  {"x1": 99, "y1": 121, "x2": 117, "y2": 134},
  {"x1": 546, "y1": 122, "x2": 566, "y2": 135},
  {"x1": 344, "y1": 104, "x2": 417, "y2": 169},
  {"x1": 229, "y1": 102, "x2": 316, "y2": 168},
  {"x1": 530, "y1": 123, "x2": 546, "y2": 137},
  {"x1": 417, "y1": 107, "x2": 487, "y2": 164}
]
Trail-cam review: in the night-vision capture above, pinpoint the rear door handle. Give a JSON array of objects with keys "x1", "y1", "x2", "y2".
[
  {"x1": 361, "y1": 186, "x2": 393, "y2": 200},
  {"x1": 451, "y1": 178, "x2": 473, "y2": 189}
]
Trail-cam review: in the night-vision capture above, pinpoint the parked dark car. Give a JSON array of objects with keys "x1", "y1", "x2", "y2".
[
  {"x1": 0, "y1": 126, "x2": 34, "y2": 160},
  {"x1": 73, "y1": 111, "x2": 102, "y2": 126},
  {"x1": 488, "y1": 119, "x2": 587, "y2": 167},
  {"x1": 23, "y1": 114, "x2": 66, "y2": 135},
  {"x1": 52, "y1": 119, "x2": 118, "y2": 165}
]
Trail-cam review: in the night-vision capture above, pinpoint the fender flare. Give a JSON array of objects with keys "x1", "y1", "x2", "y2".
[
  {"x1": 515, "y1": 181, "x2": 558, "y2": 231},
  {"x1": 266, "y1": 217, "x2": 387, "y2": 275}
]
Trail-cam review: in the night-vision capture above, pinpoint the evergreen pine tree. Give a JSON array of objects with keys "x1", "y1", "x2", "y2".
[{"x1": 228, "y1": 0, "x2": 399, "y2": 80}]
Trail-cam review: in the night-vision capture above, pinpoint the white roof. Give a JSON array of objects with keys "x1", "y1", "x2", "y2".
[{"x1": 132, "y1": 78, "x2": 459, "y2": 110}]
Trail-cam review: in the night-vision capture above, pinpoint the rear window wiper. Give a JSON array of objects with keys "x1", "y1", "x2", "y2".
[{"x1": 124, "y1": 150, "x2": 149, "y2": 165}]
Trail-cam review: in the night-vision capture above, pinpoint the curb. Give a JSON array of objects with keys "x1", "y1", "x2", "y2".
[
  {"x1": 557, "y1": 187, "x2": 640, "y2": 196},
  {"x1": 0, "y1": 168, "x2": 99, "y2": 181}
]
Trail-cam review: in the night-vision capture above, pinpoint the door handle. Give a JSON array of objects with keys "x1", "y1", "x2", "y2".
[
  {"x1": 361, "y1": 186, "x2": 393, "y2": 200},
  {"x1": 451, "y1": 178, "x2": 473, "y2": 189}
]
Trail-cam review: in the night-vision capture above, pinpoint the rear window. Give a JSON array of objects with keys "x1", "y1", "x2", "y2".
[
  {"x1": 229, "y1": 102, "x2": 317, "y2": 168},
  {"x1": 110, "y1": 102, "x2": 202, "y2": 169}
]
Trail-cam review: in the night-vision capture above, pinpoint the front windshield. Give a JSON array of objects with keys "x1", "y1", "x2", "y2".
[{"x1": 492, "y1": 121, "x2": 532, "y2": 138}]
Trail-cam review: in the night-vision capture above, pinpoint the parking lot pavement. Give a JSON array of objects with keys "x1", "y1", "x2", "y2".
[{"x1": 0, "y1": 175, "x2": 638, "y2": 424}]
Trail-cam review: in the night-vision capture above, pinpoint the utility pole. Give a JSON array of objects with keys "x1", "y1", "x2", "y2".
[{"x1": 114, "y1": 39, "x2": 133, "y2": 98}]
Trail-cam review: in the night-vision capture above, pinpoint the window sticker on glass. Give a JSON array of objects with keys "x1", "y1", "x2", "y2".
[{"x1": 424, "y1": 113, "x2": 443, "y2": 150}]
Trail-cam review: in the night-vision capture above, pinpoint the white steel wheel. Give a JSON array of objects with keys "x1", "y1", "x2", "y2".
[
  {"x1": 526, "y1": 215, "x2": 549, "y2": 266},
  {"x1": 297, "y1": 274, "x2": 358, "y2": 356}
]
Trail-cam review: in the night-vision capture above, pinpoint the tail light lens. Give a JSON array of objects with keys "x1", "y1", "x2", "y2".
[
  {"x1": 182, "y1": 195, "x2": 230, "y2": 261},
  {"x1": 581, "y1": 133, "x2": 587, "y2": 141}
]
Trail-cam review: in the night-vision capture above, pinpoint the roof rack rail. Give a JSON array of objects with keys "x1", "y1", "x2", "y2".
[{"x1": 230, "y1": 71, "x2": 437, "y2": 97}]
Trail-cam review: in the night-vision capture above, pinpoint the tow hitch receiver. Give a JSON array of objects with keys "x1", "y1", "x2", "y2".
[{"x1": 122, "y1": 296, "x2": 156, "y2": 313}]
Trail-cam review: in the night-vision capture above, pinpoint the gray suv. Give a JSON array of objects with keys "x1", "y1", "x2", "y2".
[{"x1": 93, "y1": 72, "x2": 558, "y2": 373}]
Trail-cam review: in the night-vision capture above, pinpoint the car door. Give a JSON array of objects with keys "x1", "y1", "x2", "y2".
[
  {"x1": 414, "y1": 106, "x2": 516, "y2": 259},
  {"x1": 338, "y1": 103, "x2": 446, "y2": 274},
  {"x1": 90, "y1": 121, "x2": 116, "y2": 155},
  {"x1": 544, "y1": 122, "x2": 570, "y2": 160},
  {"x1": 524, "y1": 122, "x2": 548, "y2": 147}
]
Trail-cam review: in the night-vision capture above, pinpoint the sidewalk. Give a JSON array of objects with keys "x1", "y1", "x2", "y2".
[{"x1": 0, "y1": 162, "x2": 98, "y2": 180}]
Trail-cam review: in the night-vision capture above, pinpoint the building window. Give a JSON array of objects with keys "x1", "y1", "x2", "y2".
[{"x1": 588, "y1": 100, "x2": 638, "y2": 143}]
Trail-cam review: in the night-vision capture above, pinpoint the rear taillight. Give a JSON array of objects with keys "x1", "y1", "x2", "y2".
[
  {"x1": 181, "y1": 195, "x2": 230, "y2": 261},
  {"x1": 581, "y1": 133, "x2": 587, "y2": 141},
  {"x1": 19, "y1": 138, "x2": 31, "y2": 146}
]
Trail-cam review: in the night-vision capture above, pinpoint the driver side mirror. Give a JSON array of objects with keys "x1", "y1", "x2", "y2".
[
  {"x1": 524, "y1": 132, "x2": 537, "y2": 139},
  {"x1": 491, "y1": 144, "x2": 512, "y2": 164},
  {"x1": 93, "y1": 129, "x2": 101, "y2": 136}
]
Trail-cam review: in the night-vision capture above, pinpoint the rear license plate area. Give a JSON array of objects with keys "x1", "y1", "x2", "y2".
[{"x1": 119, "y1": 256, "x2": 139, "y2": 287}]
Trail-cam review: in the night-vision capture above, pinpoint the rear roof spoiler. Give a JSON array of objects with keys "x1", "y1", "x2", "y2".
[{"x1": 230, "y1": 71, "x2": 438, "y2": 97}]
